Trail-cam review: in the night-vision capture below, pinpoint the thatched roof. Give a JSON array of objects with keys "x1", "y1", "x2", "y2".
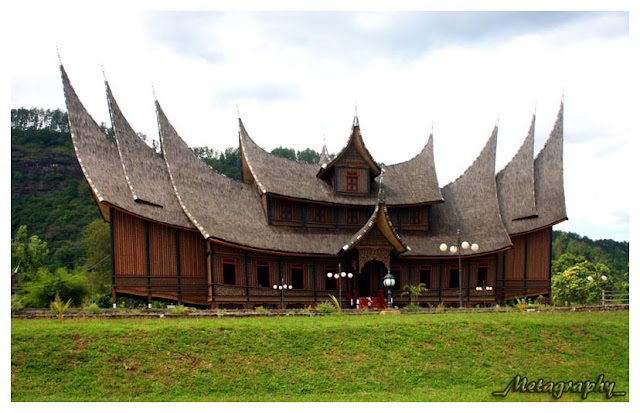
[
  {"x1": 501, "y1": 102, "x2": 567, "y2": 235},
  {"x1": 239, "y1": 117, "x2": 442, "y2": 206},
  {"x1": 496, "y1": 114, "x2": 538, "y2": 232},
  {"x1": 400, "y1": 127, "x2": 513, "y2": 256},
  {"x1": 158, "y1": 103, "x2": 359, "y2": 254},
  {"x1": 61, "y1": 65, "x2": 192, "y2": 228},
  {"x1": 381, "y1": 134, "x2": 443, "y2": 206},
  {"x1": 105, "y1": 81, "x2": 192, "y2": 227},
  {"x1": 317, "y1": 116, "x2": 382, "y2": 178},
  {"x1": 239, "y1": 118, "x2": 380, "y2": 205}
]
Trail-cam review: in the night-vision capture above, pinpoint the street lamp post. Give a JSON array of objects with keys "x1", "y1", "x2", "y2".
[
  {"x1": 475, "y1": 282, "x2": 493, "y2": 308},
  {"x1": 327, "y1": 263, "x2": 353, "y2": 309},
  {"x1": 587, "y1": 273, "x2": 608, "y2": 305},
  {"x1": 440, "y1": 229, "x2": 479, "y2": 308},
  {"x1": 383, "y1": 271, "x2": 396, "y2": 309},
  {"x1": 272, "y1": 280, "x2": 292, "y2": 310}
]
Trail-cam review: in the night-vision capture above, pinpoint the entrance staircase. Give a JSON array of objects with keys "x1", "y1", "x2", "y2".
[{"x1": 358, "y1": 290, "x2": 387, "y2": 309}]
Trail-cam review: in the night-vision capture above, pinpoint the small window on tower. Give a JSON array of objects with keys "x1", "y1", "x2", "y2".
[
  {"x1": 409, "y1": 208, "x2": 421, "y2": 225},
  {"x1": 346, "y1": 172, "x2": 359, "y2": 192}
]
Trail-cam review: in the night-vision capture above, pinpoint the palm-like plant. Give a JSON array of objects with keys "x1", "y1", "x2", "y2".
[
  {"x1": 51, "y1": 293, "x2": 73, "y2": 321},
  {"x1": 402, "y1": 283, "x2": 428, "y2": 305}
]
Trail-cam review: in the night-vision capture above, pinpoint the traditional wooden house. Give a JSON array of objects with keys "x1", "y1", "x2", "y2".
[{"x1": 61, "y1": 64, "x2": 567, "y2": 309}]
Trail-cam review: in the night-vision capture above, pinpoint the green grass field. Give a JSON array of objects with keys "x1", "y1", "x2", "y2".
[{"x1": 11, "y1": 311, "x2": 628, "y2": 402}]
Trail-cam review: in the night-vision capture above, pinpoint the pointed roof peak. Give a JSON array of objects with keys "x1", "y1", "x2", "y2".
[{"x1": 353, "y1": 115, "x2": 359, "y2": 127}]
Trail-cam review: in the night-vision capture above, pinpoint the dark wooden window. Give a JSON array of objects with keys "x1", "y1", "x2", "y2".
[
  {"x1": 419, "y1": 266, "x2": 431, "y2": 288},
  {"x1": 292, "y1": 264, "x2": 304, "y2": 289},
  {"x1": 409, "y1": 208, "x2": 421, "y2": 225},
  {"x1": 280, "y1": 202, "x2": 292, "y2": 221},
  {"x1": 325, "y1": 266, "x2": 337, "y2": 290},
  {"x1": 313, "y1": 207, "x2": 327, "y2": 223},
  {"x1": 257, "y1": 262, "x2": 270, "y2": 288},
  {"x1": 346, "y1": 172, "x2": 359, "y2": 192},
  {"x1": 222, "y1": 258, "x2": 236, "y2": 285},
  {"x1": 449, "y1": 266, "x2": 459, "y2": 289},
  {"x1": 477, "y1": 265, "x2": 488, "y2": 287},
  {"x1": 346, "y1": 210, "x2": 359, "y2": 225},
  {"x1": 391, "y1": 266, "x2": 402, "y2": 290}
]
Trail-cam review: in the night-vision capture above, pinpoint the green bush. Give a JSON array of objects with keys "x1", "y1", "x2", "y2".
[
  {"x1": 404, "y1": 302, "x2": 422, "y2": 310},
  {"x1": 82, "y1": 302, "x2": 101, "y2": 315},
  {"x1": 11, "y1": 295, "x2": 25, "y2": 314},
  {"x1": 255, "y1": 306, "x2": 268, "y2": 314},
  {"x1": 22, "y1": 267, "x2": 89, "y2": 307},
  {"x1": 170, "y1": 305, "x2": 187, "y2": 315},
  {"x1": 316, "y1": 301, "x2": 337, "y2": 314}
]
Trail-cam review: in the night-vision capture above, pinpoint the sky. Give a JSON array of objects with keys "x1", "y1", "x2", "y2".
[{"x1": 6, "y1": 2, "x2": 633, "y2": 243}]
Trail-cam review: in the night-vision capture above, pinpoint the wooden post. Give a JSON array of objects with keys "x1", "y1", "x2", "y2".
[
  {"x1": 312, "y1": 258, "x2": 317, "y2": 303},
  {"x1": 207, "y1": 242, "x2": 214, "y2": 309},
  {"x1": 523, "y1": 234, "x2": 529, "y2": 298},
  {"x1": 175, "y1": 229, "x2": 182, "y2": 305},
  {"x1": 244, "y1": 250, "x2": 249, "y2": 304},
  {"x1": 109, "y1": 208, "x2": 116, "y2": 306},
  {"x1": 144, "y1": 220, "x2": 151, "y2": 305},
  {"x1": 466, "y1": 260, "x2": 471, "y2": 306}
]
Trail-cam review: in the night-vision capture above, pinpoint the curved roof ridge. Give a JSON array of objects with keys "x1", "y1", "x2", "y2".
[
  {"x1": 399, "y1": 127, "x2": 512, "y2": 257},
  {"x1": 61, "y1": 64, "x2": 192, "y2": 229},
  {"x1": 106, "y1": 81, "x2": 165, "y2": 207},
  {"x1": 506, "y1": 101, "x2": 567, "y2": 235},
  {"x1": 496, "y1": 114, "x2": 538, "y2": 229},
  {"x1": 382, "y1": 133, "x2": 443, "y2": 205}
]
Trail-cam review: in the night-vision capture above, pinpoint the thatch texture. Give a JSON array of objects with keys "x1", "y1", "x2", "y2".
[
  {"x1": 61, "y1": 65, "x2": 192, "y2": 228},
  {"x1": 496, "y1": 115, "x2": 538, "y2": 232},
  {"x1": 239, "y1": 118, "x2": 380, "y2": 205},
  {"x1": 400, "y1": 128, "x2": 513, "y2": 256},
  {"x1": 158, "y1": 103, "x2": 359, "y2": 254},
  {"x1": 240, "y1": 117, "x2": 442, "y2": 206},
  {"x1": 381, "y1": 134, "x2": 443, "y2": 205},
  {"x1": 317, "y1": 116, "x2": 382, "y2": 178},
  {"x1": 503, "y1": 103, "x2": 567, "y2": 234},
  {"x1": 105, "y1": 82, "x2": 192, "y2": 227}
]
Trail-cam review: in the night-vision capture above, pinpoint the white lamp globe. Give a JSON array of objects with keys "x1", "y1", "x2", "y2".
[
  {"x1": 439, "y1": 243, "x2": 448, "y2": 252},
  {"x1": 273, "y1": 285, "x2": 278, "y2": 289},
  {"x1": 476, "y1": 286, "x2": 482, "y2": 291},
  {"x1": 601, "y1": 275, "x2": 608, "y2": 281},
  {"x1": 341, "y1": 271, "x2": 346, "y2": 277},
  {"x1": 461, "y1": 241, "x2": 470, "y2": 250},
  {"x1": 450, "y1": 245, "x2": 458, "y2": 254},
  {"x1": 334, "y1": 273, "x2": 339, "y2": 279},
  {"x1": 278, "y1": 286, "x2": 283, "y2": 290},
  {"x1": 327, "y1": 272, "x2": 333, "y2": 278},
  {"x1": 348, "y1": 272, "x2": 353, "y2": 278},
  {"x1": 471, "y1": 243, "x2": 479, "y2": 252},
  {"x1": 288, "y1": 285, "x2": 293, "y2": 290}
]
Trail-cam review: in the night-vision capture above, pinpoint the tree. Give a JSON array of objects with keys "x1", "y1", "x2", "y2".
[
  {"x1": 80, "y1": 219, "x2": 112, "y2": 295},
  {"x1": 402, "y1": 283, "x2": 428, "y2": 305},
  {"x1": 551, "y1": 262, "x2": 610, "y2": 306},
  {"x1": 297, "y1": 148, "x2": 320, "y2": 164},
  {"x1": 11, "y1": 225, "x2": 49, "y2": 282},
  {"x1": 270, "y1": 146, "x2": 297, "y2": 161}
]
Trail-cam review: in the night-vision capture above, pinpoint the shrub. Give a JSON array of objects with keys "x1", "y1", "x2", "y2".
[
  {"x1": 82, "y1": 302, "x2": 101, "y2": 315},
  {"x1": 171, "y1": 305, "x2": 187, "y2": 315},
  {"x1": 316, "y1": 301, "x2": 337, "y2": 314},
  {"x1": 404, "y1": 302, "x2": 421, "y2": 310},
  {"x1": 50, "y1": 293, "x2": 73, "y2": 321},
  {"x1": 11, "y1": 294, "x2": 25, "y2": 314},
  {"x1": 255, "y1": 306, "x2": 268, "y2": 314}
]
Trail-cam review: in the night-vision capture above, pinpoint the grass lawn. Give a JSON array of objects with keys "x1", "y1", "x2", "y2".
[{"x1": 11, "y1": 310, "x2": 628, "y2": 402}]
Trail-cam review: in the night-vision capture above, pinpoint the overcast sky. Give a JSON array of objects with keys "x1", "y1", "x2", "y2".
[{"x1": 7, "y1": 5, "x2": 632, "y2": 242}]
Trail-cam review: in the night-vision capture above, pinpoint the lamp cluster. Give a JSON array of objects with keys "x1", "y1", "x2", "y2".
[
  {"x1": 439, "y1": 241, "x2": 479, "y2": 253},
  {"x1": 327, "y1": 271, "x2": 353, "y2": 280}
]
